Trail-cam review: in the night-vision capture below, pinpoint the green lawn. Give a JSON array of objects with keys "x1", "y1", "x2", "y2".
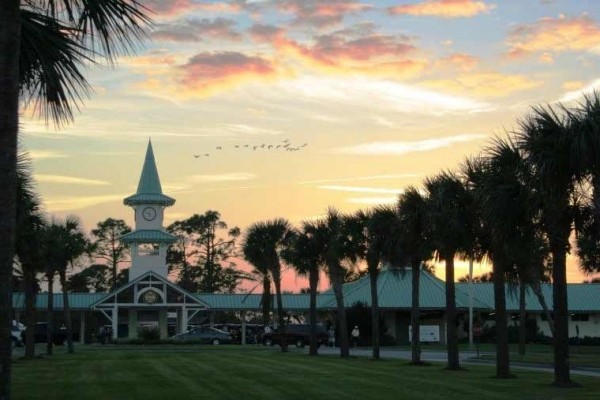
[{"x1": 11, "y1": 346, "x2": 600, "y2": 399}]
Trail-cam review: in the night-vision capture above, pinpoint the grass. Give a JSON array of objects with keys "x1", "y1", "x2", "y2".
[{"x1": 11, "y1": 346, "x2": 600, "y2": 399}]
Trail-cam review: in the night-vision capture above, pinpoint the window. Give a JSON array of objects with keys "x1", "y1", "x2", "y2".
[
  {"x1": 571, "y1": 314, "x2": 589, "y2": 322},
  {"x1": 138, "y1": 243, "x2": 159, "y2": 256}
]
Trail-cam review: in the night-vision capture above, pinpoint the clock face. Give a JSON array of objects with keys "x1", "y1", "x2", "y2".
[
  {"x1": 142, "y1": 206, "x2": 157, "y2": 221},
  {"x1": 143, "y1": 290, "x2": 159, "y2": 304}
]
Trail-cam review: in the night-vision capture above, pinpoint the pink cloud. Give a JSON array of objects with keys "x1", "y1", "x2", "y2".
[
  {"x1": 148, "y1": 0, "x2": 241, "y2": 18},
  {"x1": 389, "y1": 0, "x2": 495, "y2": 18},
  {"x1": 278, "y1": 0, "x2": 373, "y2": 28},
  {"x1": 507, "y1": 14, "x2": 600, "y2": 58},
  {"x1": 152, "y1": 17, "x2": 241, "y2": 42}
]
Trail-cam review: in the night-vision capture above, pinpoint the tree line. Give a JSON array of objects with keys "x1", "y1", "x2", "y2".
[{"x1": 243, "y1": 94, "x2": 600, "y2": 388}]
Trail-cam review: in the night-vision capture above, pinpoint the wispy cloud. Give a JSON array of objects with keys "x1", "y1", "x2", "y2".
[
  {"x1": 34, "y1": 174, "x2": 110, "y2": 186},
  {"x1": 331, "y1": 134, "x2": 486, "y2": 156},
  {"x1": 224, "y1": 124, "x2": 282, "y2": 135},
  {"x1": 29, "y1": 150, "x2": 68, "y2": 160},
  {"x1": 45, "y1": 194, "x2": 125, "y2": 211},
  {"x1": 318, "y1": 185, "x2": 404, "y2": 194},
  {"x1": 277, "y1": 76, "x2": 490, "y2": 114},
  {"x1": 347, "y1": 196, "x2": 398, "y2": 205},
  {"x1": 165, "y1": 173, "x2": 258, "y2": 193},
  {"x1": 558, "y1": 78, "x2": 600, "y2": 103},
  {"x1": 300, "y1": 173, "x2": 417, "y2": 185}
]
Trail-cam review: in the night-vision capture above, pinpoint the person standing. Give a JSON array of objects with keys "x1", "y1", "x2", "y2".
[
  {"x1": 351, "y1": 325, "x2": 360, "y2": 348},
  {"x1": 328, "y1": 327, "x2": 335, "y2": 347}
]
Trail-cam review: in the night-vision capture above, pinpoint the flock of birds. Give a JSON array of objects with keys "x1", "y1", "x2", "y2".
[{"x1": 193, "y1": 139, "x2": 308, "y2": 158}]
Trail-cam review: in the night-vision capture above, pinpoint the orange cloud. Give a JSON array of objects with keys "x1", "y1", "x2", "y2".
[
  {"x1": 562, "y1": 81, "x2": 583, "y2": 91},
  {"x1": 438, "y1": 53, "x2": 479, "y2": 70},
  {"x1": 389, "y1": 0, "x2": 495, "y2": 18},
  {"x1": 422, "y1": 72, "x2": 542, "y2": 97},
  {"x1": 507, "y1": 14, "x2": 600, "y2": 58},
  {"x1": 278, "y1": 0, "x2": 372, "y2": 27}
]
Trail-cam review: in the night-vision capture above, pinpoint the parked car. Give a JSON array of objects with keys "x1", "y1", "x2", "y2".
[
  {"x1": 262, "y1": 324, "x2": 328, "y2": 348},
  {"x1": 11, "y1": 320, "x2": 24, "y2": 348},
  {"x1": 22, "y1": 322, "x2": 70, "y2": 345},
  {"x1": 171, "y1": 326, "x2": 232, "y2": 345}
]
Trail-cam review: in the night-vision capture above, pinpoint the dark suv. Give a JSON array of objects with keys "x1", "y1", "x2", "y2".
[
  {"x1": 263, "y1": 324, "x2": 328, "y2": 348},
  {"x1": 21, "y1": 322, "x2": 70, "y2": 345}
]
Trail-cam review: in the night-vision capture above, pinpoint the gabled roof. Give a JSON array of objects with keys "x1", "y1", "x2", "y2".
[
  {"x1": 91, "y1": 271, "x2": 208, "y2": 309},
  {"x1": 456, "y1": 282, "x2": 600, "y2": 313},
  {"x1": 120, "y1": 229, "x2": 177, "y2": 244},
  {"x1": 13, "y1": 292, "x2": 105, "y2": 310},
  {"x1": 322, "y1": 268, "x2": 492, "y2": 310},
  {"x1": 124, "y1": 140, "x2": 175, "y2": 206}
]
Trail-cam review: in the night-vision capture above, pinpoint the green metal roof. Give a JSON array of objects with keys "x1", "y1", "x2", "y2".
[
  {"x1": 124, "y1": 140, "x2": 175, "y2": 206},
  {"x1": 323, "y1": 268, "x2": 492, "y2": 310},
  {"x1": 120, "y1": 229, "x2": 177, "y2": 243},
  {"x1": 13, "y1": 293, "x2": 106, "y2": 310},
  {"x1": 456, "y1": 282, "x2": 600, "y2": 313},
  {"x1": 194, "y1": 293, "x2": 335, "y2": 311}
]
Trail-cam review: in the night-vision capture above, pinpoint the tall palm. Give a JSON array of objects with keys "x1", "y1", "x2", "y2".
[
  {"x1": 464, "y1": 139, "x2": 538, "y2": 378},
  {"x1": 243, "y1": 219, "x2": 295, "y2": 352},
  {"x1": 317, "y1": 208, "x2": 355, "y2": 358},
  {"x1": 47, "y1": 217, "x2": 87, "y2": 354},
  {"x1": 425, "y1": 172, "x2": 476, "y2": 370},
  {"x1": 14, "y1": 153, "x2": 46, "y2": 359},
  {"x1": 1, "y1": 1, "x2": 151, "y2": 395},
  {"x1": 396, "y1": 187, "x2": 431, "y2": 365},
  {"x1": 282, "y1": 222, "x2": 325, "y2": 356},
  {"x1": 515, "y1": 104, "x2": 576, "y2": 386}
]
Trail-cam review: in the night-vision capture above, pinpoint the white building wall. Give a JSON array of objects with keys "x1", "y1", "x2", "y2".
[{"x1": 536, "y1": 313, "x2": 600, "y2": 338}]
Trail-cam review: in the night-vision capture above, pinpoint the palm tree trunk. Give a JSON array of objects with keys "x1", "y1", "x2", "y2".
[
  {"x1": 0, "y1": 1, "x2": 21, "y2": 397},
  {"x1": 261, "y1": 276, "x2": 271, "y2": 326},
  {"x1": 59, "y1": 271, "x2": 74, "y2": 354},
  {"x1": 445, "y1": 256, "x2": 459, "y2": 369},
  {"x1": 308, "y1": 267, "x2": 318, "y2": 356},
  {"x1": 411, "y1": 260, "x2": 422, "y2": 365},
  {"x1": 493, "y1": 259, "x2": 510, "y2": 378},
  {"x1": 331, "y1": 265, "x2": 349, "y2": 358},
  {"x1": 272, "y1": 270, "x2": 287, "y2": 352},
  {"x1": 46, "y1": 269, "x2": 54, "y2": 355},
  {"x1": 369, "y1": 269, "x2": 380, "y2": 360},
  {"x1": 24, "y1": 268, "x2": 37, "y2": 359},
  {"x1": 518, "y1": 282, "x2": 527, "y2": 356},
  {"x1": 551, "y1": 243, "x2": 570, "y2": 386},
  {"x1": 531, "y1": 280, "x2": 554, "y2": 338}
]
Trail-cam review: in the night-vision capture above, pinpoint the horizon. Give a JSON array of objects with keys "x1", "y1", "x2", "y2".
[{"x1": 20, "y1": 0, "x2": 600, "y2": 289}]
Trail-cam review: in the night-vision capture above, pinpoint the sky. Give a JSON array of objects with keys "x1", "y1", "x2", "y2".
[{"x1": 20, "y1": 0, "x2": 600, "y2": 291}]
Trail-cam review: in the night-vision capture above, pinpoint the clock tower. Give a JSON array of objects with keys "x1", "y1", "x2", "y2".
[{"x1": 121, "y1": 140, "x2": 177, "y2": 281}]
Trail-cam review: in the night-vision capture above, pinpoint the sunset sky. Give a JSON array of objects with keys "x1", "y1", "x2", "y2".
[{"x1": 21, "y1": 0, "x2": 600, "y2": 290}]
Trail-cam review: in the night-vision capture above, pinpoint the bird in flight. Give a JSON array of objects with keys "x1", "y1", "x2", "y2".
[
  {"x1": 244, "y1": 144, "x2": 249, "y2": 148},
  {"x1": 300, "y1": 143, "x2": 308, "y2": 148},
  {"x1": 235, "y1": 145, "x2": 240, "y2": 148},
  {"x1": 194, "y1": 154, "x2": 200, "y2": 158},
  {"x1": 205, "y1": 153, "x2": 210, "y2": 157},
  {"x1": 216, "y1": 146, "x2": 222, "y2": 150}
]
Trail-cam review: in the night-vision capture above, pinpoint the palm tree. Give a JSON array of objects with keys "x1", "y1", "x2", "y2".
[
  {"x1": 47, "y1": 217, "x2": 87, "y2": 354},
  {"x1": 316, "y1": 208, "x2": 355, "y2": 358},
  {"x1": 464, "y1": 138, "x2": 539, "y2": 378},
  {"x1": 425, "y1": 172, "x2": 476, "y2": 370},
  {"x1": 14, "y1": 153, "x2": 46, "y2": 359},
  {"x1": 282, "y1": 221, "x2": 324, "y2": 356},
  {"x1": 396, "y1": 187, "x2": 431, "y2": 365},
  {"x1": 1, "y1": 1, "x2": 152, "y2": 394},
  {"x1": 515, "y1": 104, "x2": 576, "y2": 386},
  {"x1": 242, "y1": 266, "x2": 272, "y2": 327},
  {"x1": 243, "y1": 219, "x2": 295, "y2": 352}
]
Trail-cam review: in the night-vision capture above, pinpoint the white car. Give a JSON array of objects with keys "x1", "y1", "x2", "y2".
[{"x1": 11, "y1": 320, "x2": 25, "y2": 348}]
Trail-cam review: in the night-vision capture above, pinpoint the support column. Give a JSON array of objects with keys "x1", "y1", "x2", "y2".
[
  {"x1": 159, "y1": 309, "x2": 168, "y2": 339},
  {"x1": 468, "y1": 259, "x2": 474, "y2": 350},
  {"x1": 209, "y1": 311, "x2": 215, "y2": 327},
  {"x1": 15, "y1": 310, "x2": 21, "y2": 323},
  {"x1": 181, "y1": 307, "x2": 187, "y2": 333},
  {"x1": 241, "y1": 311, "x2": 246, "y2": 345},
  {"x1": 80, "y1": 311, "x2": 86, "y2": 345},
  {"x1": 128, "y1": 309, "x2": 138, "y2": 339},
  {"x1": 112, "y1": 307, "x2": 118, "y2": 340}
]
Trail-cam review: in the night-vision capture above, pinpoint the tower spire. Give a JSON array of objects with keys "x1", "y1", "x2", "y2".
[{"x1": 124, "y1": 139, "x2": 175, "y2": 206}]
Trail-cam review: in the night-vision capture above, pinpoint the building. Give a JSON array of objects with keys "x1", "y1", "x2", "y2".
[{"x1": 12, "y1": 141, "x2": 600, "y2": 344}]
